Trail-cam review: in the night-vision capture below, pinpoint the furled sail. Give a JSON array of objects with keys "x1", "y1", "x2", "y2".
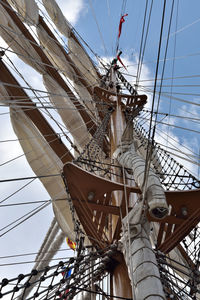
[
  {"x1": 43, "y1": 74, "x2": 91, "y2": 149},
  {"x1": 0, "y1": 5, "x2": 45, "y2": 73},
  {"x1": 115, "y1": 140, "x2": 169, "y2": 219},
  {"x1": 10, "y1": 106, "x2": 76, "y2": 240},
  {"x1": 41, "y1": 0, "x2": 100, "y2": 87},
  {"x1": 133, "y1": 127, "x2": 164, "y2": 176},
  {"x1": 36, "y1": 22, "x2": 96, "y2": 117},
  {"x1": 7, "y1": 0, "x2": 39, "y2": 24}
]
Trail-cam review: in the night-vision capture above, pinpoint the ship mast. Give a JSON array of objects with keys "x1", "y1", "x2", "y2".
[
  {"x1": 0, "y1": 1, "x2": 200, "y2": 299},
  {"x1": 106, "y1": 59, "x2": 167, "y2": 299}
]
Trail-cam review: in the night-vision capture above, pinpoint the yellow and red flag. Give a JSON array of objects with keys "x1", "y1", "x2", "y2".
[{"x1": 66, "y1": 237, "x2": 76, "y2": 251}]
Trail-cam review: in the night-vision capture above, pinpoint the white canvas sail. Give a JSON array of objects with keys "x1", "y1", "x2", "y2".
[
  {"x1": 41, "y1": 0, "x2": 100, "y2": 87},
  {"x1": 0, "y1": 82, "x2": 75, "y2": 239},
  {"x1": 68, "y1": 37, "x2": 100, "y2": 87},
  {"x1": 9, "y1": 106, "x2": 76, "y2": 241},
  {"x1": 42, "y1": 0, "x2": 71, "y2": 38},
  {"x1": 43, "y1": 74, "x2": 91, "y2": 150},
  {"x1": 7, "y1": 0, "x2": 39, "y2": 24},
  {"x1": 37, "y1": 23, "x2": 96, "y2": 116},
  {"x1": 0, "y1": 4, "x2": 44, "y2": 74},
  {"x1": 36, "y1": 23, "x2": 77, "y2": 82}
]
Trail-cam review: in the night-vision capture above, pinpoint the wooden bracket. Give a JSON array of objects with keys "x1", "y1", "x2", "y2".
[
  {"x1": 148, "y1": 189, "x2": 200, "y2": 253},
  {"x1": 94, "y1": 86, "x2": 147, "y2": 112},
  {"x1": 63, "y1": 163, "x2": 141, "y2": 248}
]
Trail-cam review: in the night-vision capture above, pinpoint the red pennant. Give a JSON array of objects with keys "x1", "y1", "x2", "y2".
[
  {"x1": 117, "y1": 55, "x2": 127, "y2": 70},
  {"x1": 117, "y1": 53, "x2": 127, "y2": 71},
  {"x1": 118, "y1": 14, "x2": 128, "y2": 38}
]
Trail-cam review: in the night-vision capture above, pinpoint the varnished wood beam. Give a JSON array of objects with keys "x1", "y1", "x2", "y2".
[
  {"x1": 73, "y1": 198, "x2": 123, "y2": 215},
  {"x1": 158, "y1": 207, "x2": 200, "y2": 253}
]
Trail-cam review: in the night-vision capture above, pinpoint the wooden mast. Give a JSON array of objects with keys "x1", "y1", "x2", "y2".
[{"x1": 107, "y1": 63, "x2": 132, "y2": 298}]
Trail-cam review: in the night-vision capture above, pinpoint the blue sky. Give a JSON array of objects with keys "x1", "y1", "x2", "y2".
[
  {"x1": 76, "y1": 0, "x2": 200, "y2": 172},
  {"x1": 0, "y1": 0, "x2": 200, "y2": 285}
]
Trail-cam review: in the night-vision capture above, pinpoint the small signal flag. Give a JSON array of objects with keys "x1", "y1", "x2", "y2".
[{"x1": 66, "y1": 237, "x2": 76, "y2": 250}]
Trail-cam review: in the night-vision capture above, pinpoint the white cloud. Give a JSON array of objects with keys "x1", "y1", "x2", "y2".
[
  {"x1": 56, "y1": 0, "x2": 85, "y2": 24},
  {"x1": 155, "y1": 123, "x2": 199, "y2": 178},
  {"x1": 178, "y1": 104, "x2": 200, "y2": 130}
]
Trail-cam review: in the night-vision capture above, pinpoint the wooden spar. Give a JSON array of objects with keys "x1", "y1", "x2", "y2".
[
  {"x1": 112, "y1": 255, "x2": 133, "y2": 299},
  {"x1": 0, "y1": 0, "x2": 97, "y2": 137},
  {"x1": 109, "y1": 68, "x2": 126, "y2": 155},
  {"x1": 110, "y1": 101, "x2": 126, "y2": 155},
  {"x1": 0, "y1": 59, "x2": 73, "y2": 164},
  {"x1": 60, "y1": 64, "x2": 137, "y2": 297},
  {"x1": 108, "y1": 66, "x2": 127, "y2": 233}
]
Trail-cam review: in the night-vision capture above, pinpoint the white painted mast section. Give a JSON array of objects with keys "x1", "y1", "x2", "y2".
[
  {"x1": 114, "y1": 135, "x2": 167, "y2": 299},
  {"x1": 119, "y1": 202, "x2": 166, "y2": 300},
  {"x1": 114, "y1": 139, "x2": 169, "y2": 219}
]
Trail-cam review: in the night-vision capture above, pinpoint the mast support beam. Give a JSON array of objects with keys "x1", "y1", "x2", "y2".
[{"x1": 63, "y1": 162, "x2": 141, "y2": 248}]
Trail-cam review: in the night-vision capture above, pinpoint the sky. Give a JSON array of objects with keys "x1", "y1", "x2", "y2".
[{"x1": 0, "y1": 0, "x2": 200, "y2": 288}]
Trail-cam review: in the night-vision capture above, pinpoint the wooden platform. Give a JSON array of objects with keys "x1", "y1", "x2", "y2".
[
  {"x1": 63, "y1": 163, "x2": 200, "y2": 253},
  {"x1": 63, "y1": 162, "x2": 141, "y2": 248}
]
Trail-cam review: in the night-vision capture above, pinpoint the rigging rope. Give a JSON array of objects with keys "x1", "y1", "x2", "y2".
[
  {"x1": 152, "y1": 0, "x2": 175, "y2": 143},
  {"x1": 0, "y1": 202, "x2": 50, "y2": 238},
  {"x1": 135, "y1": 0, "x2": 153, "y2": 89},
  {"x1": 89, "y1": 0, "x2": 108, "y2": 56},
  {"x1": 0, "y1": 173, "x2": 61, "y2": 183},
  {"x1": 132, "y1": 120, "x2": 200, "y2": 189}
]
